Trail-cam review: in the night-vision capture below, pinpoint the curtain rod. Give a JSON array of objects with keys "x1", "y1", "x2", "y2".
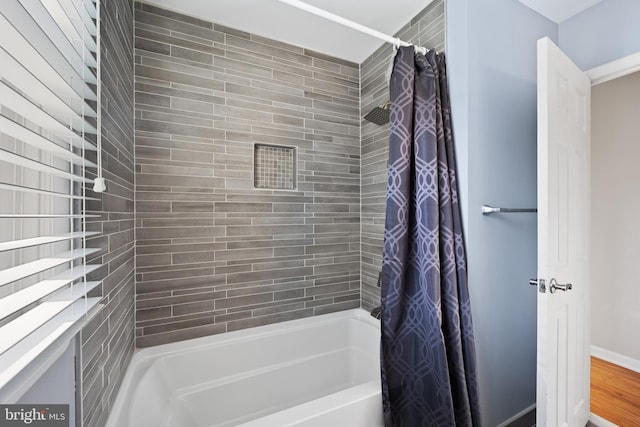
[{"x1": 275, "y1": 0, "x2": 428, "y2": 55}]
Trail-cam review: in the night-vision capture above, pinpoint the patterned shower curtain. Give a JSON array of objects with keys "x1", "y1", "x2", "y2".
[{"x1": 380, "y1": 46, "x2": 481, "y2": 427}]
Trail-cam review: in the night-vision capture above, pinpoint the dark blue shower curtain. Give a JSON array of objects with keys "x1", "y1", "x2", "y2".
[{"x1": 380, "y1": 46, "x2": 481, "y2": 427}]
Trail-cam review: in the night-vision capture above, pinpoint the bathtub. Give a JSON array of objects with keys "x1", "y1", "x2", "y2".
[{"x1": 105, "y1": 309, "x2": 383, "y2": 427}]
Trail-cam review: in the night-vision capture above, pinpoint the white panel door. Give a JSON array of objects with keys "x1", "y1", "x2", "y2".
[{"x1": 536, "y1": 37, "x2": 591, "y2": 427}]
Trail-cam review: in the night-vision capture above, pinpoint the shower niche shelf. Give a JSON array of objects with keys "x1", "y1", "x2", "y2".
[{"x1": 253, "y1": 143, "x2": 297, "y2": 190}]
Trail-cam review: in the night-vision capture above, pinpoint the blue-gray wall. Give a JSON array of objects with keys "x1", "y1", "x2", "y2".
[
  {"x1": 559, "y1": 0, "x2": 640, "y2": 70},
  {"x1": 18, "y1": 343, "x2": 76, "y2": 427},
  {"x1": 447, "y1": 0, "x2": 557, "y2": 425}
]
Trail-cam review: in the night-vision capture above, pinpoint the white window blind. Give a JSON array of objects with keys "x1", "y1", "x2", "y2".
[{"x1": 0, "y1": 0, "x2": 102, "y2": 402}]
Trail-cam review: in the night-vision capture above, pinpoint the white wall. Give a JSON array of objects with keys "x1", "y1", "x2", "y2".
[
  {"x1": 591, "y1": 71, "x2": 640, "y2": 363},
  {"x1": 447, "y1": 0, "x2": 557, "y2": 425},
  {"x1": 559, "y1": 0, "x2": 640, "y2": 70}
]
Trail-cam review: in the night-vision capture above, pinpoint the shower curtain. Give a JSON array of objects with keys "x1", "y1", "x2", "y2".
[{"x1": 380, "y1": 46, "x2": 481, "y2": 427}]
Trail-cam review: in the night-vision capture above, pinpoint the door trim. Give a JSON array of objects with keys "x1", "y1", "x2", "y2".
[
  {"x1": 585, "y1": 49, "x2": 640, "y2": 427},
  {"x1": 587, "y1": 51, "x2": 640, "y2": 85}
]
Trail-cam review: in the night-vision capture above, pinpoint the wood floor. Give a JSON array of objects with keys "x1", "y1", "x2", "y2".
[{"x1": 591, "y1": 356, "x2": 640, "y2": 426}]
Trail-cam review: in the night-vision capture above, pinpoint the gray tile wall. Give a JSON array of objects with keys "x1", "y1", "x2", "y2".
[
  {"x1": 82, "y1": 0, "x2": 135, "y2": 426},
  {"x1": 360, "y1": 0, "x2": 445, "y2": 311},
  {"x1": 133, "y1": 2, "x2": 361, "y2": 347}
]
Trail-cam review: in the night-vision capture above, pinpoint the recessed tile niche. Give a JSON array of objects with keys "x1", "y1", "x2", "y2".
[{"x1": 253, "y1": 143, "x2": 297, "y2": 190}]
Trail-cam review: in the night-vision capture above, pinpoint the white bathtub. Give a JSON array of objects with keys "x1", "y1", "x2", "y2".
[{"x1": 106, "y1": 309, "x2": 383, "y2": 427}]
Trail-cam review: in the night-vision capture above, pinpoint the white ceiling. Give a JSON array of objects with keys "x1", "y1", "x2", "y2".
[
  {"x1": 517, "y1": 0, "x2": 603, "y2": 23},
  {"x1": 146, "y1": 0, "x2": 433, "y2": 63},
  {"x1": 146, "y1": 0, "x2": 604, "y2": 64}
]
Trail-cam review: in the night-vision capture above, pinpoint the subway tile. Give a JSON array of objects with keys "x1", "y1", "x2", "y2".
[
  {"x1": 138, "y1": 267, "x2": 215, "y2": 285},
  {"x1": 227, "y1": 280, "x2": 309, "y2": 297},
  {"x1": 305, "y1": 282, "x2": 351, "y2": 297},
  {"x1": 131, "y1": 0, "x2": 441, "y2": 349},
  {"x1": 135, "y1": 201, "x2": 171, "y2": 212},
  {"x1": 136, "y1": 10, "x2": 217, "y2": 41},
  {"x1": 137, "y1": 323, "x2": 226, "y2": 348},
  {"x1": 135, "y1": 36, "x2": 170, "y2": 55},
  {"x1": 170, "y1": 45, "x2": 213, "y2": 65},
  {"x1": 137, "y1": 226, "x2": 223, "y2": 240},
  {"x1": 215, "y1": 264, "x2": 253, "y2": 275},
  {"x1": 136, "y1": 82, "x2": 225, "y2": 105},
  {"x1": 313, "y1": 300, "x2": 360, "y2": 316},
  {"x1": 172, "y1": 201, "x2": 214, "y2": 212},
  {"x1": 226, "y1": 224, "x2": 311, "y2": 237},
  {"x1": 226, "y1": 194, "x2": 312, "y2": 203},
  {"x1": 140, "y1": 52, "x2": 214, "y2": 78},
  {"x1": 136, "y1": 64, "x2": 222, "y2": 90},
  {"x1": 226, "y1": 309, "x2": 313, "y2": 332},
  {"x1": 249, "y1": 33, "x2": 305, "y2": 54},
  {"x1": 225, "y1": 83, "x2": 312, "y2": 108},
  {"x1": 172, "y1": 300, "x2": 215, "y2": 316},
  {"x1": 141, "y1": 315, "x2": 215, "y2": 336},
  {"x1": 226, "y1": 238, "x2": 311, "y2": 250},
  {"x1": 215, "y1": 247, "x2": 273, "y2": 261},
  {"x1": 136, "y1": 27, "x2": 219, "y2": 55},
  {"x1": 226, "y1": 267, "x2": 313, "y2": 285},
  {"x1": 136, "y1": 118, "x2": 224, "y2": 139},
  {"x1": 305, "y1": 243, "x2": 350, "y2": 255},
  {"x1": 213, "y1": 310, "x2": 252, "y2": 324},
  {"x1": 172, "y1": 251, "x2": 215, "y2": 265},
  {"x1": 273, "y1": 203, "x2": 304, "y2": 213},
  {"x1": 253, "y1": 301, "x2": 306, "y2": 316},
  {"x1": 136, "y1": 275, "x2": 223, "y2": 295},
  {"x1": 250, "y1": 216, "x2": 308, "y2": 226},
  {"x1": 251, "y1": 259, "x2": 306, "y2": 272},
  {"x1": 214, "y1": 292, "x2": 274, "y2": 310},
  {"x1": 313, "y1": 261, "x2": 360, "y2": 276},
  {"x1": 214, "y1": 202, "x2": 272, "y2": 213},
  {"x1": 215, "y1": 56, "x2": 273, "y2": 79},
  {"x1": 136, "y1": 173, "x2": 224, "y2": 188},
  {"x1": 170, "y1": 97, "x2": 214, "y2": 114},
  {"x1": 140, "y1": 3, "x2": 212, "y2": 29},
  {"x1": 140, "y1": 218, "x2": 214, "y2": 228},
  {"x1": 84, "y1": 3, "x2": 136, "y2": 424},
  {"x1": 136, "y1": 306, "x2": 172, "y2": 322},
  {"x1": 313, "y1": 223, "x2": 359, "y2": 234},
  {"x1": 225, "y1": 35, "x2": 312, "y2": 65},
  {"x1": 169, "y1": 149, "x2": 214, "y2": 164}
]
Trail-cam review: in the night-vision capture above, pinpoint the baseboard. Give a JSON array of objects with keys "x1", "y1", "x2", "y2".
[
  {"x1": 498, "y1": 405, "x2": 620, "y2": 427},
  {"x1": 496, "y1": 403, "x2": 536, "y2": 427},
  {"x1": 591, "y1": 345, "x2": 640, "y2": 374},
  {"x1": 590, "y1": 412, "x2": 619, "y2": 427}
]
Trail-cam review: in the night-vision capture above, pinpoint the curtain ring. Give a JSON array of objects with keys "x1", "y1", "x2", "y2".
[{"x1": 414, "y1": 46, "x2": 427, "y2": 56}]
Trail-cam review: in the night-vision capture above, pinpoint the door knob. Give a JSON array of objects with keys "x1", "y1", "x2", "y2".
[{"x1": 549, "y1": 278, "x2": 572, "y2": 293}]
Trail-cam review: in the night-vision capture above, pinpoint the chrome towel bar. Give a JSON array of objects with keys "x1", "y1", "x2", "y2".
[{"x1": 482, "y1": 205, "x2": 537, "y2": 215}]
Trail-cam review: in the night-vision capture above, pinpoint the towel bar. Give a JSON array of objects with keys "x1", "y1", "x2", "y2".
[{"x1": 482, "y1": 205, "x2": 537, "y2": 215}]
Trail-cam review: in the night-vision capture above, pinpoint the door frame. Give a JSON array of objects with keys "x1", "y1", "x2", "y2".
[
  {"x1": 581, "y1": 50, "x2": 640, "y2": 427},
  {"x1": 587, "y1": 51, "x2": 640, "y2": 85}
]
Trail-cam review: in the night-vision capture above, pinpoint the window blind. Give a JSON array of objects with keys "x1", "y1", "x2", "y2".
[{"x1": 0, "y1": 0, "x2": 102, "y2": 402}]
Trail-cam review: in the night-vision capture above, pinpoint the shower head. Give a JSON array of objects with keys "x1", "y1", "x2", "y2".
[{"x1": 363, "y1": 100, "x2": 390, "y2": 125}]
